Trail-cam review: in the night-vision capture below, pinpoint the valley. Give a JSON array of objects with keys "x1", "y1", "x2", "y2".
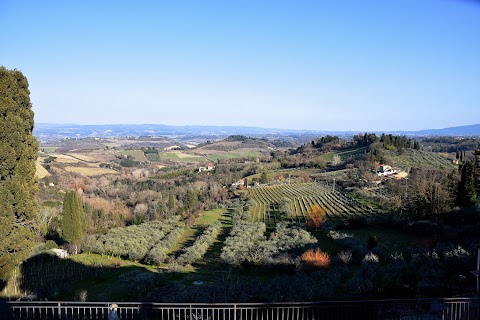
[{"x1": 3, "y1": 132, "x2": 477, "y2": 302}]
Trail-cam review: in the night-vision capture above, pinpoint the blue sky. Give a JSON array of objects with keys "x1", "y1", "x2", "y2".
[{"x1": 1, "y1": 0, "x2": 479, "y2": 131}]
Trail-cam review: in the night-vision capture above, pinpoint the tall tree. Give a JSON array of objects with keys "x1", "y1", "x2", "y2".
[
  {"x1": 260, "y1": 171, "x2": 268, "y2": 184},
  {"x1": 0, "y1": 67, "x2": 39, "y2": 281},
  {"x1": 457, "y1": 160, "x2": 477, "y2": 207},
  {"x1": 61, "y1": 191, "x2": 87, "y2": 253},
  {"x1": 167, "y1": 190, "x2": 175, "y2": 210},
  {"x1": 184, "y1": 188, "x2": 198, "y2": 210}
]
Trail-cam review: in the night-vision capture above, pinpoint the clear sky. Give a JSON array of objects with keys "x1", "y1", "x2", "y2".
[{"x1": 1, "y1": 0, "x2": 479, "y2": 131}]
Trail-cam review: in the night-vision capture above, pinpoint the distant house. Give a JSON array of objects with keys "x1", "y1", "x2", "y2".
[
  {"x1": 377, "y1": 164, "x2": 400, "y2": 177},
  {"x1": 231, "y1": 179, "x2": 245, "y2": 188},
  {"x1": 379, "y1": 165, "x2": 392, "y2": 173},
  {"x1": 198, "y1": 164, "x2": 215, "y2": 172},
  {"x1": 49, "y1": 248, "x2": 69, "y2": 259}
]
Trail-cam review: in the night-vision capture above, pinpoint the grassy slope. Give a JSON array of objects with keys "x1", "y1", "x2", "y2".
[
  {"x1": 6, "y1": 213, "x2": 425, "y2": 301},
  {"x1": 64, "y1": 166, "x2": 118, "y2": 176},
  {"x1": 319, "y1": 147, "x2": 367, "y2": 162},
  {"x1": 194, "y1": 139, "x2": 271, "y2": 161},
  {"x1": 122, "y1": 149, "x2": 149, "y2": 162},
  {"x1": 207, "y1": 151, "x2": 258, "y2": 161},
  {"x1": 194, "y1": 208, "x2": 226, "y2": 226},
  {"x1": 168, "y1": 209, "x2": 228, "y2": 263},
  {"x1": 159, "y1": 151, "x2": 205, "y2": 163},
  {"x1": 386, "y1": 148, "x2": 454, "y2": 170},
  {"x1": 245, "y1": 168, "x2": 321, "y2": 183},
  {"x1": 319, "y1": 147, "x2": 452, "y2": 171},
  {"x1": 35, "y1": 160, "x2": 51, "y2": 179},
  {"x1": 40, "y1": 147, "x2": 57, "y2": 153}
]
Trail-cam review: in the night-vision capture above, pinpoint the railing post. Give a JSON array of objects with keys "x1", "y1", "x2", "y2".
[
  {"x1": 234, "y1": 304, "x2": 236, "y2": 320},
  {"x1": 57, "y1": 302, "x2": 61, "y2": 320}
]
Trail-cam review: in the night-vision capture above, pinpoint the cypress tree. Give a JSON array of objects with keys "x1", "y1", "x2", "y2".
[
  {"x1": 0, "y1": 67, "x2": 39, "y2": 281},
  {"x1": 168, "y1": 190, "x2": 175, "y2": 210},
  {"x1": 61, "y1": 191, "x2": 87, "y2": 253},
  {"x1": 457, "y1": 160, "x2": 477, "y2": 207},
  {"x1": 184, "y1": 189, "x2": 198, "y2": 210},
  {"x1": 260, "y1": 171, "x2": 268, "y2": 184}
]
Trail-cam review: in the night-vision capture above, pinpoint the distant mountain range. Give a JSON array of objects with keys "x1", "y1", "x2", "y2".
[
  {"x1": 401, "y1": 123, "x2": 480, "y2": 136},
  {"x1": 33, "y1": 123, "x2": 480, "y2": 141},
  {"x1": 33, "y1": 124, "x2": 319, "y2": 142}
]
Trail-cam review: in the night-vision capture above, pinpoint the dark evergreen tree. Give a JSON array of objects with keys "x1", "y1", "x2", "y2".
[
  {"x1": 184, "y1": 189, "x2": 198, "y2": 210},
  {"x1": 457, "y1": 160, "x2": 477, "y2": 207},
  {"x1": 168, "y1": 190, "x2": 175, "y2": 210},
  {"x1": 0, "y1": 67, "x2": 39, "y2": 281},
  {"x1": 260, "y1": 171, "x2": 268, "y2": 184},
  {"x1": 61, "y1": 191, "x2": 87, "y2": 253}
]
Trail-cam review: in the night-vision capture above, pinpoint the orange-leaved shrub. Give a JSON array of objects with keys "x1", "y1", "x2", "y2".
[
  {"x1": 306, "y1": 204, "x2": 326, "y2": 229},
  {"x1": 300, "y1": 248, "x2": 331, "y2": 269}
]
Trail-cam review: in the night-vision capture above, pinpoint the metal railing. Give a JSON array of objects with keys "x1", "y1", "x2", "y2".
[{"x1": 0, "y1": 297, "x2": 478, "y2": 320}]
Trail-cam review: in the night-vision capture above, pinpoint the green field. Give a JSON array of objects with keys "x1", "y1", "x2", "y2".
[
  {"x1": 319, "y1": 152, "x2": 335, "y2": 162},
  {"x1": 206, "y1": 151, "x2": 259, "y2": 161},
  {"x1": 122, "y1": 149, "x2": 149, "y2": 162},
  {"x1": 320, "y1": 147, "x2": 367, "y2": 162},
  {"x1": 194, "y1": 208, "x2": 226, "y2": 226},
  {"x1": 159, "y1": 151, "x2": 205, "y2": 163},
  {"x1": 40, "y1": 147, "x2": 57, "y2": 154},
  {"x1": 170, "y1": 209, "x2": 226, "y2": 261},
  {"x1": 245, "y1": 168, "x2": 320, "y2": 183}
]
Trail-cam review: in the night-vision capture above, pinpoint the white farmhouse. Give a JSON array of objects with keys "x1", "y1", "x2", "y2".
[{"x1": 49, "y1": 248, "x2": 69, "y2": 259}]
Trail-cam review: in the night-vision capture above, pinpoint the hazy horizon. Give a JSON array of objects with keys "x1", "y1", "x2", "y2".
[
  {"x1": 34, "y1": 121, "x2": 480, "y2": 135},
  {"x1": 1, "y1": 1, "x2": 479, "y2": 131}
]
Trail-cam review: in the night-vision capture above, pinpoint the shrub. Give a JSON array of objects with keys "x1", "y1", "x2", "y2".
[
  {"x1": 442, "y1": 245, "x2": 472, "y2": 274},
  {"x1": 85, "y1": 216, "x2": 181, "y2": 261},
  {"x1": 44, "y1": 240, "x2": 58, "y2": 250},
  {"x1": 382, "y1": 256, "x2": 411, "y2": 295},
  {"x1": 300, "y1": 248, "x2": 331, "y2": 270},
  {"x1": 390, "y1": 252, "x2": 404, "y2": 261},
  {"x1": 306, "y1": 204, "x2": 326, "y2": 229},
  {"x1": 362, "y1": 252, "x2": 380, "y2": 263},
  {"x1": 338, "y1": 250, "x2": 352, "y2": 265},
  {"x1": 272, "y1": 222, "x2": 318, "y2": 253},
  {"x1": 177, "y1": 222, "x2": 222, "y2": 265},
  {"x1": 441, "y1": 245, "x2": 470, "y2": 259},
  {"x1": 310, "y1": 266, "x2": 348, "y2": 299},
  {"x1": 118, "y1": 270, "x2": 159, "y2": 298},
  {"x1": 331, "y1": 234, "x2": 369, "y2": 264},
  {"x1": 328, "y1": 230, "x2": 352, "y2": 240},
  {"x1": 344, "y1": 263, "x2": 377, "y2": 297},
  {"x1": 145, "y1": 227, "x2": 185, "y2": 265},
  {"x1": 220, "y1": 221, "x2": 268, "y2": 265}
]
